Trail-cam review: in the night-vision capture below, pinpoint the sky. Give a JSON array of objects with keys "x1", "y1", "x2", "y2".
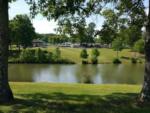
[{"x1": 9, "y1": 0, "x2": 149, "y2": 34}]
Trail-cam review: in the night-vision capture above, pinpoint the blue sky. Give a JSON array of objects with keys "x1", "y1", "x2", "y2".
[{"x1": 9, "y1": 0, "x2": 149, "y2": 34}]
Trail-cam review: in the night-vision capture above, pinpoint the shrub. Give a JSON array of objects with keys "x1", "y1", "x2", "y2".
[
  {"x1": 35, "y1": 48, "x2": 47, "y2": 63},
  {"x1": 46, "y1": 52, "x2": 53, "y2": 63},
  {"x1": 113, "y1": 58, "x2": 122, "y2": 64},
  {"x1": 20, "y1": 49, "x2": 35, "y2": 63},
  {"x1": 91, "y1": 48, "x2": 100, "y2": 64},
  {"x1": 53, "y1": 47, "x2": 61, "y2": 62},
  {"x1": 91, "y1": 56, "x2": 98, "y2": 64},
  {"x1": 131, "y1": 58, "x2": 137, "y2": 64},
  {"x1": 80, "y1": 49, "x2": 88, "y2": 59},
  {"x1": 133, "y1": 39, "x2": 144, "y2": 54},
  {"x1": 91, "y1": 48, "x2": 100, "y2": 57},
  {"x1": 82, "y1": 60, "x2": 88, "y2": 64},
  {"x1": 80, "y1": 49, "x2": 89, "y2": 64}
]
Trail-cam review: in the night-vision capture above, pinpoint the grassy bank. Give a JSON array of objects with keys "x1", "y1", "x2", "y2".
[
  {"x1": 47, "y1": 47, "x2": 144, "y2": 64},
  {"x1": 0, "y1": 83, "x2": 149, "y2": 113},
  {"x1": 9, "y1": 47, "x2": 144, "y2": 64}
]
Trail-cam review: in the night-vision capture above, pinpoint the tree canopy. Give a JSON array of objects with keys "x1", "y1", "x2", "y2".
[{"x1": 9, "y1": 14, "x2": 36, "y2": 48}]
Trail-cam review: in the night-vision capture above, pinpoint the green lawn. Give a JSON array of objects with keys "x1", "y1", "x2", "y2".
[
  {"x1": 10, "y1": 46, "x2": 144, "y2": 64},
  {"x1": 46, "y1": 47, "x2": 144, "y2": 64},
  {"x1": 0, "y1": 83, "x2": 149, "y2": 113}
]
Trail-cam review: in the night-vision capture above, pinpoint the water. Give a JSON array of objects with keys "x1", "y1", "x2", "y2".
[{"x1": 8, "y1": 64, "x2": 144, "y2": 84}]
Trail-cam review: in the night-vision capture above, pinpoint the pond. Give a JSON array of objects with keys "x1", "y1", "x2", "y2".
[{"x1": 8, "y1": 64, "x2": 144, "y2": 84}]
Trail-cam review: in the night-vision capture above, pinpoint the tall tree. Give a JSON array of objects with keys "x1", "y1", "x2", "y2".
[
  {"x1": 56, "y1": 17, "x2": 87, "y2": 43},
  {"x1": 140, "y1": 0, "x2": 150, "y2": 102},
  {"x1": 9, "y1": 15, "x2": 35, "y2": 49},
  {"x1": 86, "y1": 22, "x2": 96, "y2": 43},
  {"x1": 0, "y1": 0, "x2": 13, "y2": 102}
]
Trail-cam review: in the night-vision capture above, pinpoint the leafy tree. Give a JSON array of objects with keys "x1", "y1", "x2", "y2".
[
  {"x1": 97, "y1": 9, "x2": 124, "y2": 45},
  {"x1": 112, "y1": 37, "x2": 124, "y2": 58},
  {"x1": 98, "y1": 5, "x2": 144, "y2": 47},
  {"x1": 91, "y1": 48, "x2": 100, "y2": 64},
  {"x1": 57, "y1": 17, "x2": 88, "y2": 44},
  {"x1": 86, "y1": 22, "x2": 96, "y2": 43},
  {"x1": 57, "y1": 17, "x2": 96, "y2": 44},
  {"x1": 98, "y1": 23, "x2": 117, "y2": 44},
  {"x1": 133, "y1": 39, "x2": 145, "y2": 54},
  {"x1": 9, "y1": 15, "x2": 35, "y2": 49},
  {"x1": 124, "y1": 26, "x2": 143, "y2": 47},
  {"x1": 80, "y1": 49, "x2": 89, "y2": 64}
]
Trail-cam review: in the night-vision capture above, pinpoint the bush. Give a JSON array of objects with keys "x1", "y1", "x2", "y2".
[
  {"x1": 20, "y1": 49, "x2": 35, "y2": 63},
  {"x1": 80, "y1": 49, "x2": 88, "y2": 59},
  {"x1": 91, "y1": 48, "x2": 100, "y2": 64},
  {"x1": 113, "y1": 58, "x2": 122, "y2": 64},
  {"x1": 46, "y1": 52, "x2": 53, "y2": 63},
  {"x1": 82, "y1": 60, "x2": 88, "y2": 64},
  {"x1": 53, "y1": 47, "x2": 61, "y2": 62},
  {"x1": 80, "y1": 49, "x2": 89, "y2": 64},
  {"x1": 91, "y1": 48, "x2": 100, "y2": 57},
  {"x1": 91, "y1": 56, "x2": 98, "y2": 64},
  {"x1": 35, "y1": 48, "x2": 47, "y2": 63},
  {"x1": 133, "y1": 39, "x2": 144, "y2": 54},
  {"x1": 12, "y1": 48, "x2": 75, "y2": 64},
  {"x1": 131, "y1": 58, "x2": 137, "y2": 64}
]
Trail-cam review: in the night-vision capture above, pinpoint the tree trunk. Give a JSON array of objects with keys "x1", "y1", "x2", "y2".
[
  {"x1": 139, "y1": 0, "x2": 150, "y2": 102},
  {"x1": 0, "y1": 0, "x2": 14, "y2": 103}
]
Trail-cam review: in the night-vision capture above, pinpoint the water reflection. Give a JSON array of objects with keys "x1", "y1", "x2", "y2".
[
  {"x1": 8, "y1": 64, "x2": 144, "y2": 84},
  {"x1": 76, "y1": 65, "x2": 99, "y2": 84},
  {"x1": 99, "y1": 64, "x2": 144, "y2": 84}
]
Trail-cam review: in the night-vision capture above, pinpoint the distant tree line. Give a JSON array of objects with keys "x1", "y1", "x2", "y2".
[{"x1": 9, "y1": 47, "x2": 74, "y2": 64}]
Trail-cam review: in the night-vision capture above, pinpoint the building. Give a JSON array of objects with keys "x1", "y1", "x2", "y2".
[{"x1": 32, "y1": 39, "x2": 47, "y2": 47}]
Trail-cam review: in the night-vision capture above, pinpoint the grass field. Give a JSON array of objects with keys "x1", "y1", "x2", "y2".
[
  {"x1": 10, "y1": 46, "x2": 144, "y2": 64},
  {"x1": 45, "y1": 47, "x2": 144, "y2": 64},
  {"x1": 0, "y1": 83, "x2": 149, "y2": 113}
]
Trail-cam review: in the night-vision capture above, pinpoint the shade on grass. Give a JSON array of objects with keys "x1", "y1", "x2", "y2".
[{"x1": 0, "y1": 83, "x2": 149, "y2": 113}]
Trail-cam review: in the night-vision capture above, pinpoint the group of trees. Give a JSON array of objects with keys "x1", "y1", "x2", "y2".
[
  {"x1": 37, "y1": 33, "x2": 69, "y2": 44},
  {"x1": 80, "y1": 48, "x2": 100, "y2": 64},
  {"x1": 54, "y1": 4, "x2": 145, "y2": 51},
  {"x1": 56, "y1": 17, "x2": 96, "y2": 44},
  {"x1": 19, "y1": 48, "x2": 61, "y2": 63},
  {"x1": 0, "y1": 0, "x2": 150, "y2": 104},
  {"x1": 97, "y1": 3, "x2": 146, "y2": 51}
]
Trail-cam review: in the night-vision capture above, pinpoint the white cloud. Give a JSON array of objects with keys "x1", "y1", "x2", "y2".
[
  {"x1": 9, "y1": 0, "x2": 58, "y2": 34},
  {"x1": 32, "y1": 18, "x2": 58, "y2": 34},
  {"x1": 9, "y1": 0, "x2": 30, "y2": 19}
]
